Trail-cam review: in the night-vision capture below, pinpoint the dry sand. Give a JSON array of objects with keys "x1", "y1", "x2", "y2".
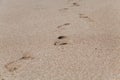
[{"x1": 0, "y1": 0, "x2": 120, "y2": 80}]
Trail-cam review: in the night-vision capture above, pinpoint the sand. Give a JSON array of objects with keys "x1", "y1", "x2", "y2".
[{"x1": 0, "y1": 0, "x2": 120, "y2": 80}]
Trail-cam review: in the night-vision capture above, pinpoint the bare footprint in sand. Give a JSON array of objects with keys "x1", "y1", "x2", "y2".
[
  {"x1": 59, "y1": 8, "x2": 69, "y2": 12},
  {"x1": 54, "y1": 36, "x2": 69, "y2": 46},
  {"x1": 57, "y1": 23, "x2": 71, "y2": 28},
  {"x1": 72, "y1": 2, "x2": 80, "y2": 7},
  {"x1": 79, "y1": 14, "x2": 94, "y2": 22},
  {"x1": 5, "y1": 53, "x2": 34, "y2": 73},
  {"x1": 5, "y1": 61, "x2": 21, "y2": 72}
]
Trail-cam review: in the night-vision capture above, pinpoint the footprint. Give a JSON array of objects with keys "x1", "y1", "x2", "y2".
[
  {"x1": 79, "y1": 14, "x2": 89, "y2": 18},
  {"x1": 79, "y1": 14, "x2": 94, "y2": 22},
  {"x1": 57, "y1": 36, "x2": 67, "y2": 39},
  {"x1": 54, "y1": 41, "x2": 68, "y2": 46},
  {"x1": 72, "y1": 2, "x2": 80, "y2": 6},
  {"x1": 19, "y1": 53, "x2": 34, "y2": 60},
  {"x1": 5, "y1": 61, "x2": 21, "y2": 72},
  {"x1": 63, "y1": 23, "x2": 71, "y2": 26},
  {"x1": 57, "y1": 23, "x2": 71, "y2": 28},
  {"x1": 5, "y1": 53, "x2": 34, "y2": 72},
  {"x1": 54, "y1": 36, "x2": 69, "y2": 46},
  {"x1": 59, "y1": 8, "x2": 69, "y2": 12}
]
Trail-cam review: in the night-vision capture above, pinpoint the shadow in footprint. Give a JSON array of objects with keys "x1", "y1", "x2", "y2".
[
  {"x1": 54, "y1": 41, "x2": 68, "y2": 46},
  {"x1": 54, "y1": 36, "x2": 68, "y2": 46},
  {"x1": 72, "y1": 2, "x2": 80, "y2": 6},
  {"x1": 58, "y1": 36, "x2": 67, "y2": 39}
]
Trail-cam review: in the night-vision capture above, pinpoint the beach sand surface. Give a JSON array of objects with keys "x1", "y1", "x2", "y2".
[{"x1": 0, "y1": 0, "x2": 120, "y2": 80}]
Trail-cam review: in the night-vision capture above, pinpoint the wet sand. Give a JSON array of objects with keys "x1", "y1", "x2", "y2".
[{"x1": 0, "y1": 0, "x2": 120, "y2": 80}]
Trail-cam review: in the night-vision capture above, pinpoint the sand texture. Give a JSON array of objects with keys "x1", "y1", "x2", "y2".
[{"x1": 0, "y1": 0, "x2": 120, "y2": 80}]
